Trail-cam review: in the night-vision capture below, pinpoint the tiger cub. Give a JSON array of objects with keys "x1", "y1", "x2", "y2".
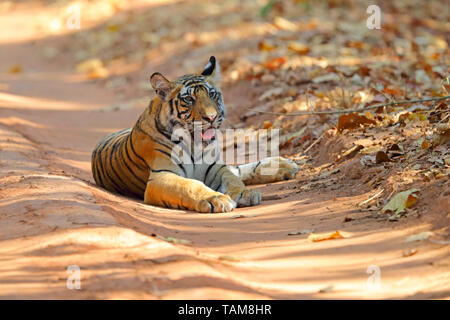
[{"x1": 91, "y1": 56, "x2": 298, "y2": 213}]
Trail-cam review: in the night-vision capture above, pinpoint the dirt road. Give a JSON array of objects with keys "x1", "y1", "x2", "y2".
[{"x1": 0, "y1": 1, "x2": 448, "y2": 299}]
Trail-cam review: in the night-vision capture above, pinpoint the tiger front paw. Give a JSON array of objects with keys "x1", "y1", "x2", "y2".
[
  {"x1": 274, "y1": 157, "x2": 298, "y2": 180},
  {"x1": 257, "y1": 157, "x2": 298, "y2": 182},
  {"x1": 236, "y1": 189, "x2": 261, "y2": 207},
  {"x1": 195, "y1": 194, "x2": 237, "y2": 213}
]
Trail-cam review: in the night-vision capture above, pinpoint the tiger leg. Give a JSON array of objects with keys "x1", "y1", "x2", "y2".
[
  {"x1": 236, "y1": 156, "x2": 298, "y2": 185},
  {"x1": 144, "y1": 171, "x2": 236, "y2": 213},
  {"x1": 213, "y1": 166, "x2": 261, "y2": 207}
]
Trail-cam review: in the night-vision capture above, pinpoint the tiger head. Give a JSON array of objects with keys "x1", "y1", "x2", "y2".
[{"x1": 150, "y1": 56, "x2": 225, "y2": 143}]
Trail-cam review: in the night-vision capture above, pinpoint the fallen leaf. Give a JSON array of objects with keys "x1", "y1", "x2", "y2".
[
  {"x1": 375, "y1": 151, "x2": 391, "y2": 164},
  {"x1": 273, "y1": 16, "x2": 297, "y2": 31},
  {"x1": 231, "y1": 214, "x2": 258, "y2": 219},
  {"x1": 76, "y1": 59, "x2": 103, "y2": 73},
  {"x1": 318, "y1": 284, "x2": 334, "y2": 293},
  {"x1": 308, "y1": 231, "x2": 347, "y2": 242},
  {"x1": 382, "y1": 189, "x2": 419, "y2": 214},
  {"x1": 312, "y1": 73, "x2": 340, "y2": 83},
  {"x1": 156, "y1": 235, "x2": 192, "y2": 245},
  {"x1": 404, "y1": 231, "x2": 433, "y2": 243},
  {"x1": 76, "y1": 58, "x2": 109, "y2": 79},
  {"x1": 402, "y1": 249, "x2": 418, "y2": 257},
  {"x1": 258, "y1": 40, "x2": 277, "y2": 51},
  {"x1": 421, "y1": 139, "x2": 430, "y2": 149},
  {"x1": 263, "y1": 121, "x2": 273, "y2": 129},
  {"x1": 288, "y1": 42, "x2": 310, "y2": 55},
  {"x1": 431, "y1": 124, "x2": 450, "y2": 147},
  {"x1": 288, "y1": 229, "x2": 314, "y2": 236},
  {"x1": 337, "y1": 113, "x2": 376, "y2": 132},
  {"x1": 258, "y1": 87, "x2": 283, "y2": 101},
  {"x1": 360, "y1": 155, "x2": 376, "y2": 166},
  {"x1": 429, "y1": 239, "x2": 450, "y2": 245},
  {"x1": 8, "y1": 65, "x2": 22, "y2": 74},
  {"x1": 263, "y1": 56, "x2": 287, "y2": 71},
  {"x1": 218, "y1": 255, "x2": 240, "y2": 262}
]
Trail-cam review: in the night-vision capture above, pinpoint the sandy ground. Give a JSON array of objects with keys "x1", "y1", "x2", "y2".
[{"x1": 0, "y1": 1, "x2": 449, "y2": 299}]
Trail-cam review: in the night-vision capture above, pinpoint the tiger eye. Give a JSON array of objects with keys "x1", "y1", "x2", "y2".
[{"x1": 182, "y1": 96, "x2": 194, "y2": 104}]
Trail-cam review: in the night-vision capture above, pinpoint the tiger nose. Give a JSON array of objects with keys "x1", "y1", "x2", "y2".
[{"x1": 203, "y1": 113, "x2": 217, "y2": 123}]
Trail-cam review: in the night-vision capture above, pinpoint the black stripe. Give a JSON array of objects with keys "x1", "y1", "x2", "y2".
[
  {"x1": 213, "y1": 182, "x2": 222, "y2": 192},
  {"x1": 178, "y1": 163, "x2": 187, "y2": 177},
  {"x1": 91, "y1": 148, "x2": 105, "y2": 187},
  {"x1": 136, "y1": 123, "x2": 173, "y2": 152},
  {"x1": 161, "y1": 200, "x2": 170, "y2": 208},
  {"x1": 203, "y1": 163, "x2": 215, "y2": 183},
  {"x1": 155, "y1": 105, "x2": 174, "y2": 141},
  {"x1": 155, "y1": 148, "x2": 174, "y2": 159},
  {"x1": 150, "y1": 169, "x2": 178, "y2": 176},
  {"x1": 117, "y1": 137, "x2": 147, "y2": 188},
  {"x1": 169, "y1": 98, "x2": 174, "y2": 114},
  {"x1": 207, "y1": 201, "x2": 214, "y2": 213},
  {"x1": 94, "y1": 133, "x2": 123, "y2": 192},
  {"x1": 129, "y1": 132, "x2": 150, "y2": 169},
  {"x1": 108, "y1": 136, "x2": 142, "y2": 198},
  {"x1": 207, "y1": 164, "x2": 226, "y2": 189},
  {"x1": 253, "y1": 161, "x2": 262, "y2": 173},
  {"x1": 124, "y1": 137, "x2": 146, "y2": 170},
  {"x1": 114, "y1": 137, "x2": 146, "y2": 193}
]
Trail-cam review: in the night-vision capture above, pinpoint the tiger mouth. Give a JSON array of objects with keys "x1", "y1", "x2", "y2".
[{"x1": 201, "y1": 127, "x2": 216, "y2": 141}]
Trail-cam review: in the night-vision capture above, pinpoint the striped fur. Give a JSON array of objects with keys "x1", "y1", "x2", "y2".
[{"x1": 92, "y1": 56, "x2": 298, "y2": 213}]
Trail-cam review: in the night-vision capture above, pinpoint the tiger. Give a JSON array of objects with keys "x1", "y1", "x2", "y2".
[{"x1": 91, "y1": 56, "x2": 298, "y2": 213}]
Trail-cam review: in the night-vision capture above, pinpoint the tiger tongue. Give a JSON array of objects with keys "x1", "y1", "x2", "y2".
[{"x1": 201, "y1": 128, "x2": 216, "y2": 141}]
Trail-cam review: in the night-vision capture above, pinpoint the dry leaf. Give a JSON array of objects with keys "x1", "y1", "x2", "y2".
[
  {"x1": 218, "y1": 255, "x2": 240, "y2": 262},
  {"x1": 375, "y1": 151, "x2": 391, "y2": 164},
  {"x1": 8, "y1": 65, "x2": 22, "y2": 74},
  {"x1": 288, "y1": 229, "x2": 314, "y2": 236},
  {"x1": 288, "y1": 42, "x2": 310, "y2": 55},
  {"x1": 308, "y1": 231, "x2": 346, "y2": 242},
  {"x1": 76, "y1": 58, "x2": 109, "y2": 79},
  {"x1": 231, "y1": 214, "x2": 258, "y2": 219},
  {"x1": 263, "y1": 56, "x2": 287, "y2": 71},
  {"x1": 360, "y1": 155, "x2": 376, "y2": 166},
  {"x1": 258, "y1": 87, "x2": 283, "y2": 101},
  {"x1": 312, "y1": 73, "x2": 340, "y2": 83},
  {"x1": 404, "y1": 231, "x2": 433, "y2": 243},
  {"x1": 258, "y1": 41, "x2": 277, "y2": 51},
  {"x1": 337, "y1": 113, "x2": 376, "y2": 132},
  {"x1": 76, "y1": 59, "x2": 103, "y2": 73},
  {"x1": 273, "y1": 16, "x2": 297, "y2": 31},
  {"x1": 263, "y1": 121, "x2": 273, "y2": 129},
  {"x1": 402, "y1": 249, "x2": 418, "y2": 257},
  {"x1": 87, "y1": 67, "x2": 109, "y2": 79},
  {"x1": 431, "y1": 124, "x2": 450, "y2": 147},
  {"x1": 429, "y1": 239, "x2": 450, "y2": 245},
  {"x1": 382, "y1": 189, "x2": 419, "y2": 214},
  {"x1": 318, "y1": 284, "x2": 334, "y2": 293},
  {"x1": 156, "y1": 235, "x2": 192, "y2": 245}
]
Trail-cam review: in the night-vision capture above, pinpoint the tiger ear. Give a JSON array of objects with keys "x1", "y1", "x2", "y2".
[
  {"x1": 150, "y1": 72, "x2": 172, "y2": 99},
  {"x1": 201, "y1": 56, "x2": 221, "y2": 83}
]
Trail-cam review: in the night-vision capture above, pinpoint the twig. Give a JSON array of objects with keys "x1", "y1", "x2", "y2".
[
  {"x1": 248, "y1": 95, "x2": 450, "y2": 116},
  {"x1": 358, "y1": 189, "x2": 384, "y2": 207},
  {"x1": 303, "y1": 131, "x2": 326, "y2": 154}
]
